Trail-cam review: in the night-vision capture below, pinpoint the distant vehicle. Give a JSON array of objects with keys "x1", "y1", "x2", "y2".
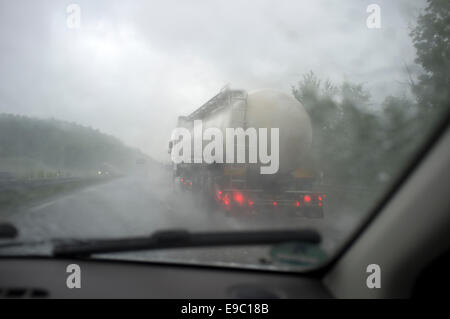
[{"x1": 169, "y1": 88, "x2": 324, "y2": 217}]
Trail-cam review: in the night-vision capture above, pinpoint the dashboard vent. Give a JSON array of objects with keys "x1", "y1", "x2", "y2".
[{"x1": 0, "y1": 287, "x2": 49, "y2": 299}]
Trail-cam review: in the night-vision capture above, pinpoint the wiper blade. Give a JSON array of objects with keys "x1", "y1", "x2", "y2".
[
  {"x1": 53, "y1": 229, "x2": 321, "y2": 257},
  {"x1": 0, "y1": 223, "x2": 18, "y2": 239}
]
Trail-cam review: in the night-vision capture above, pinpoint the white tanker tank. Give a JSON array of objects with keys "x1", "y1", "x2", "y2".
[
  {"x1": 170, "y1": 87, "x2": 323, "y2": 216},
  {"x1": 173, "y1": 88, "x2": 313, "y2": 175}
]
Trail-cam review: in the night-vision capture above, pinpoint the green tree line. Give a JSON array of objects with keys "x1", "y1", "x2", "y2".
[
  {"x1": 0, "y1": 114, "x2": 149, "y2": 179},
  {"x1": 292, "y1": 0, "x2": 449, "y2": 190}
]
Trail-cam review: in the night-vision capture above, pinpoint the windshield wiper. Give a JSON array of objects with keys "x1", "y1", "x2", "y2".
[
  {"x1": 53, "y1": 229, "x2": 321, "y2": 257},
  {"x1": 0, "y1": 223, "x2": 18, "y2": 239}
]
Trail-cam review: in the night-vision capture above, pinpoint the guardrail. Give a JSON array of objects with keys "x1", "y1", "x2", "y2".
[{"x1": 0, "y1": 177, "x2": 84, "y2": 190}]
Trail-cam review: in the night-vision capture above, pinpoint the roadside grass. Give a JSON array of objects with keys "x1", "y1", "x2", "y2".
[{"x1": 0, "y1": 177, "x2": 117, "y2": 213}]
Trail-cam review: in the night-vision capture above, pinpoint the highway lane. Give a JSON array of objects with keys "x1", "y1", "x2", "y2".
[
  {"x1": 6, "y1": 170, "x2": 223, "y2": 241},
  {"x1": 2, "y1": 168, "x2": 363, "y2": 268}
]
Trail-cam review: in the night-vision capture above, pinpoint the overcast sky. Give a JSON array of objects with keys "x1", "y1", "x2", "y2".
[{"x1": 0, "y1": 0, "x2": 426, "y2": 161}]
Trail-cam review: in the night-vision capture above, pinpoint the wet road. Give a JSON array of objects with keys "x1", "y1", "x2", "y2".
[{"x1": 2, "y1": 168, "x2": 362, "y2": 269}]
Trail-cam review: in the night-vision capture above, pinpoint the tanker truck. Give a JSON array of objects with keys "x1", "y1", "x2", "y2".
[{"x1": 168, "y1": 87, "x2": 324, "y2": 217}]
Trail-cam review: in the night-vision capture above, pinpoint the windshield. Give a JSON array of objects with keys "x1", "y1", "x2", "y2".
[{"x1": 0, "y1": 0, "x2": 448, "y2": 271}]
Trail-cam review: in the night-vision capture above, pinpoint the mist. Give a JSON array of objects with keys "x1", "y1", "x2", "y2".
[
  {"x1": 1, "y1": 0, "x2": 449, "y2": 274},
  {"x1": 0, "y1": 0, "x2": 426, "y2": 162}
]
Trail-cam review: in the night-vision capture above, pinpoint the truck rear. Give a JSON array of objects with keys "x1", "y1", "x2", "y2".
[{"x1": 169, "y1": 87, "x2": 324, "y2": 218}]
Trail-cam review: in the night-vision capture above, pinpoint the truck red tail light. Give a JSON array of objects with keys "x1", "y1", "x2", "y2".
[
  {"x1": 180, "y1": 178, "x2": 183, "y2": 183},
  {"x1": 295, "y1": 201, "x2": 300, "y2": 207},
  {"x1": 318, "y1": 195, "x2": 322, "y2": 201},
  {"x1": 223, "y1": 193, "x2": 230, "y2": 206},
  {"x1": 303, "y1": 195, "x2": 311, "y2": 203},
  {"x1": 273, "y1": 201, "x2": 277, "y2": 206},
  {"x1": 248, "y1": 200, "x2": 254, "y2": 206},
  {"x1": 233, "y1": 192, "x2": 244, "y2": 205},
  {"x1": 189, "y1": 181, "x2": 192, "y2": 186}
]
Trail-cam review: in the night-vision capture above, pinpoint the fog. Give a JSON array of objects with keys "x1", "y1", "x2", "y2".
[
  {"x1": 2, "y1": 0, "x2": 449, "y2": 272},
  {"x1": 0, "y1": 0, "x2": 426, "y2": 161}
]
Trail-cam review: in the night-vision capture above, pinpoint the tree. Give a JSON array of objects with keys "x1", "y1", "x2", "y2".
[
  {"x1": 291, "y1": 0, "x2": 450, "y2": 189},
  {"x1": 292, "y1": 73, "x2": 382, "y2": 185},
  {"x1": 411, "y1": 0, "x2": 450, "y2": 118}
]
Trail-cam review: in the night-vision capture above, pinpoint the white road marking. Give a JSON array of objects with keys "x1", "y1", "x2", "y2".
[
  {"x1": 28, "y1": 200, "x2": 58, "y2": 212},
  {"x1": 29, "y1": 194, "x2": 75, "y2": 212}
]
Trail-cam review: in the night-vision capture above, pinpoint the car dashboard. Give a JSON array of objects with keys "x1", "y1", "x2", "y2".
[{"x1": 0, "y1": 257, "x2": 331, "y2": 298}]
